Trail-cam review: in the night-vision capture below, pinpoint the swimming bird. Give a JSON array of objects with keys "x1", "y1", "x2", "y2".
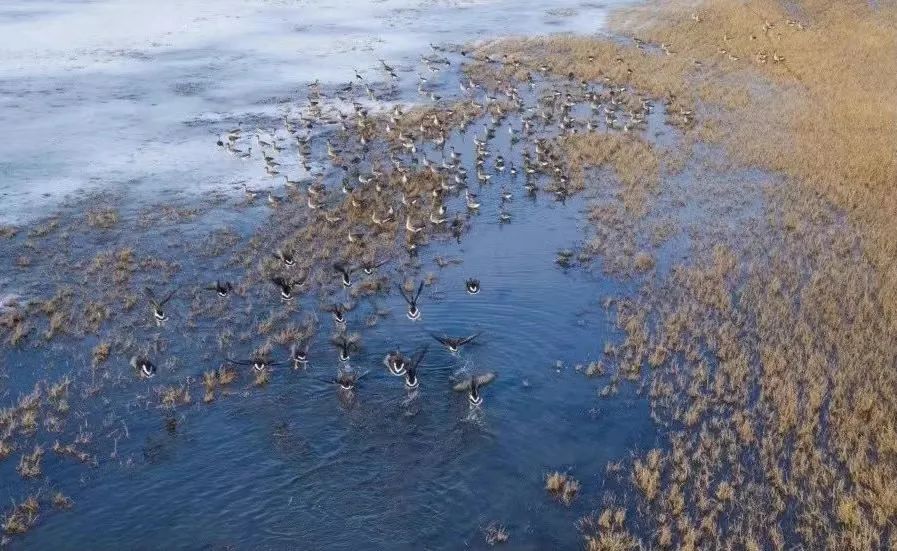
[
  {"x1": 431, "y1": 333, "x2": 480, "y2": 354},
  {"x1": 145, "y1": 287, "x2": 176, "y2": 323},
  {"x1": 331, "y1": 333, "x2": 360, "y2": 362},
  {"x1": 289, "y1": 342, "x2": 309, "y2": 369},
  {"x1": 453, "y1": 372, "x2": 497, "y2": 406},
  {"x1": 465, "y1": 278, "x2": 480, "y2": 294},
  {"x1": 326, "y1": 365, "x2": 369, "y2": 391},
  {"x1": 465, "y1": 190, "x2": 480, "y2": 210},
  {"x1": 333, "y1": 263, "x2": 356, "y2": 287},
  {"x1": 397, "y1": 281, "x2": 425, "y2": 320},
  {"x1": 275, "y1": 249, "x2": 296, "y2": 267},
  {"x1": 383, "y1": 350, "x2": 408, "y2": 376},
  {"x1": 361, "y1": 258, "x2": 389, "y2": 275},
  {"x1": 324, "y1": 303, "x2": 347, "y2": 325},
  {"x1": 271, "y1": 276, "x2": 302, "y2": 300},
  {"x1": 205, "y1": 280, "x2": 234, "y2": 297},
  {"x1": 229, "y1": 354, "x2": 282, "y2": 372},
  {"x1": 130, "y1": 356, "x2": 156, "y2": 379},
  {"x1": 402, "y1": 346, "x2": 429, "y2": 389}
]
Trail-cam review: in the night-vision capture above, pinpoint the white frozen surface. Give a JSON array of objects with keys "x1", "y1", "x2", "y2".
[{"x1": 0, "y1": 0, "x2": 624, "y2": 222}]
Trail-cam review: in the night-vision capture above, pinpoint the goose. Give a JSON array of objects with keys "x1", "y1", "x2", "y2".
[
  {"x1": 405, "y1": 215, "x2": 425, "y2": 234},
  {"x1": 289, "y1": 342, "x2": 309, "y2": 369},
  {"x1": 324, "y1": 303, "x2": 347, "y2": 325},
  {"x1": 204, "y1": 280, "x2": 234, "y2": 298},
  {"x1": 271, "y1": 276, "x2": 305, "y2": 300},
  {"x1": 465, "y1": 190, "x2": 481, "y2": 210},
  {"x1": 145, "y1": 287, "x2": 176, "y2": 323},
  {"x1": 229, "y1": 354, "x2": 282, "y2": 372},
  {"x1": 431, "y1": 333, "x2": 480, "y2": 354},
  {"x1": 331, "y1": 333, "x2": 360, "y2": 362},
  {"x1": 332, "y1": 366, "x2": 369, "y2": 391},
  {"x1": 130, "y1": 356, "x2": 156, "y2": 379},
  {"x1": 384, "y1": 350, "x2": 408, "y2": 376},
  {"x1": 453, "y1": 372, "x2": 497, "y2": 406},
  {"x1": 426, "y1": 202, "x2": 448, "y2": 223},
  {"x1": 397, "y1": 281, "x2": 425, "y2": 321},
  {"x1": 361, "y1": 258, "x2": 389, "y2": 276},
  {"x1": 333, "y1": 263, "x2": 356, "y2": 287},
  {"x1": 402, "y1": 346, "x2": 429, "y2": 389},
  {"x1": 275, "y1": 249, "x2": 296, "y2": 267},
  {"x1": 465, "y1": 278, "x2": 480, "y2": 294}
]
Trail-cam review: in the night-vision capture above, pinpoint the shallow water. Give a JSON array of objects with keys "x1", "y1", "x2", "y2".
[
  {"x1": 9, "y1": 187, "x2": 657, "y2": 549},
  {"x1": 2, "y1": 85, "x2": 664, "y2": 546}
]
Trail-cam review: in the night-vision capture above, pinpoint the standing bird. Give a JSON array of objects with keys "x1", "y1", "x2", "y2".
[
  {"x1": 397, "y1": 281, "x2": 425, "y2": 320},
  {"x1": 453, "y1": 372, "x2": 497, "y2": 406}
]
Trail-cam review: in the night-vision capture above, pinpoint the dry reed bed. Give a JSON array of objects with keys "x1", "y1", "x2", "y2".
[
  {"x1": 473, "y1": 0, "x2": 897, "y2": 548},
  {"x1": 485, "y1": 0, "x2": 897, "y2": 321}
]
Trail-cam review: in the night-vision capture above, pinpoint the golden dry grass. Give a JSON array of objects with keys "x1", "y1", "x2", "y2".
[
  {"x1": 489, "y1": 0, "x2": 897, "y2": 322},
  {"x1": 2, "y1": 496, "x2": 40, "y2": 535},
  {"x1": 480, "y1": 0, "x2": 897, "y2": 548},
  {"x1": 545, "y1": 471, "x2": 581, "y2": 506},
  {"x1": 560, "y1": 132, "x2": 661, "y2": 215}
]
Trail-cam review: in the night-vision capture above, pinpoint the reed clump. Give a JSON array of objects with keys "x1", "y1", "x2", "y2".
[
  {"x1": 16, "y1": 445, "x2": 44, "y2": 478},
  {"x1": 86, "y1": 208, "x2": 120, "y2": 229},
  {"x1": 2, "y1": 496, "x2": 40, "y2": 535},
  {"x1": 159, "y1": 385, "x2": 191, "y2": 408},
  {"x1": 545, "y1": 471, "x2": 581, "y2": 506},
  {"x1": 50, "y1": 492, "x2": 74, "y2": 510},
  {"x1": 483, "y1": 522, "x2": 509, "y2": 546}
]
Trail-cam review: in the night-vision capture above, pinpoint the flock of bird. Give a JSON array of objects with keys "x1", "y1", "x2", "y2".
[
  {"x1": 131, "y1": 41, "x2": 659, "y2": 411},
  {"x1": 132, "y1": 271, "x2": 494, "y2": 407}
]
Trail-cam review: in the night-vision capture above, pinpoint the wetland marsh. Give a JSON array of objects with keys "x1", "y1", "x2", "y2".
[{"x1": 2, "y1": 0, "x2": 895, "y2": 549}]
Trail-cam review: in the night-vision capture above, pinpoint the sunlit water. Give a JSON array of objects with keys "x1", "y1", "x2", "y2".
[{"x1": 0, "y1": 1, "x2": 674, "y2": 549}]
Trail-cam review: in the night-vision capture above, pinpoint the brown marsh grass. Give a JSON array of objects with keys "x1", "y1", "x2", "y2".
[
  {"x1": 545, "y1": 471, "x2": 581, "y2": 506},
  {"x1": 475, "y1": 0, "x2": 897, "y2": 548},
  {"x1": 488, "y1": 0, "x2": 897, "y2": 320},
  {"x1": 2, "y1": 495, "x2": 40, "y2": 536},
  {"x1": 50, "y1": 492, "x2": 74, "y2": 510}
]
